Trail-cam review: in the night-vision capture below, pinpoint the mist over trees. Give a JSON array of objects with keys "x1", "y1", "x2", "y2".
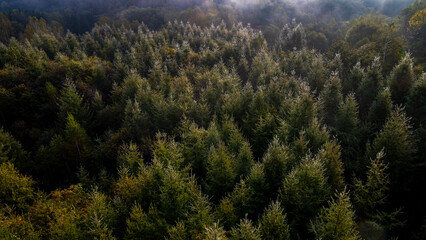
[{"x1": 0, "y1": 0, "x2": 426, "y2": 239}]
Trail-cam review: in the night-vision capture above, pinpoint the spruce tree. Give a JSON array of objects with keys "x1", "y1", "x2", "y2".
[
  {"x1": 317, "y1": 141, "x2": 345, "y2": 192},
  {"x1": 369, "y1": 107, "x2": 416, "y2": 188},
  {"x1": 319, "y1": 71, "x2": 343, "y2": 127},
  {"x1": 280, "y1": 155, "x2": 329, "y2": 236},
  {"x1": 206, "y1": 144, "x2": 236, "y2": 202},
  {"x1": 388, "y1": 54, "x2": 415, "y2": 105},
  {"x1": 262, "y1": 137, "x2": 292, "y2": 197},
  {"x1": 312, "y1": 191, "x2": 360, "y2": 240},
  {"x1": 229, "y1": 218, "x2": 261, "y2": 240},
  {"x1": 353, "y1": 150, "x2": 389, "y2": 219},
  {"x1": 259, "y1": 201, "x2": 291, "y2": 240},
  {"x1": 367, "y1": 87, "x2": 393, "y2": 131},
  {"x1": 336, "y1": 93, "x2": 359, "y2": 135},
  {"x1": 358, "y1": 57, "x2": 384, "y2": 117}
]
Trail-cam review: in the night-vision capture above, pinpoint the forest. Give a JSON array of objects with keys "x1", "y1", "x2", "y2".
[{"x1": 0, "y1": 0, "x2": 426, "y2": 239}]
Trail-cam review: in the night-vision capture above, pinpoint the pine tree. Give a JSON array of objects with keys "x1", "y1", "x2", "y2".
[
  {"x1": 353, "y1": 150, "x2": 389, "y2": 219},
  {"x1": 343, "y1": 62, "x2": 364, "y2": 95},
  {"x1": 312, "y1": 191, "x2": 360, "y2": 240},
  {"x1": 58, "y1": 80, "x2": 90, "y2": 127},
  {"x1": 185, "y1": 195, "x2": 214, "y2": 240},
  {"x1": 317, "y1": 141, "x2": 345, "y2": 192},
  {"x1": 125, "y1": 205, "x2": 168, "y2": 240},
  {"x1": 259, "y1": 201, "x2": 291, "y2": 240},
  {"x1": 388, "y1": 54, "x2": 415, "y2": 105},
  {"x1": 117, "y1": 143, "x2": 143, "y2": 174},
  {"x1": 229, "y1": 218, "x2": 261, "y2": 240},
  {"x1": 369, "y1": 107, "x2": 416, "y2": 188},
  {"x1": 206, "y1": 144, "x2": 236, "y2": 202},
  {"x1": 262, "y1": 137, "x2": 293, "y2": 197},
  {"x1": 358, "y1": 57, "x2": 384, "y2": 117},
  {"x1": 181, "y1": 122, "x2": 209, "y2": 179},
  {"x1": 235, "y1": 141, "x2": 255, "y2": 179},
  {"x1": 153, "y1": 133, "x2": 185, "y2": 170},
  {"x1": 246, "y1": 163, "x2": 269, "y2": 218},
  {"x1": 319, "y1": 71, "x2": 343, "y2": 127},
  {"x1": 336, "y1": 93, "x2": 359, "y2": 135},
  {"x1": 406, "y1": 75, "x2": 426, "y2": 127},
  {"x1": 367, "y1": 87, "x2": 393, "y2": 131},
  {"x1": 280, "y1": 155, "x2": 329, "y2": 235},
  {"x1": 278, "y1": 91, "x2": 316, "y2": 143},
  {"x1": 204, "y1": 222, "x2": 228, "y2": 240}
]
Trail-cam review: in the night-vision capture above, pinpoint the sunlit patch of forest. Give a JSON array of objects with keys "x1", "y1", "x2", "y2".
[{"x1": 0, "y1": 0, "x2": 425, "y2": 239}]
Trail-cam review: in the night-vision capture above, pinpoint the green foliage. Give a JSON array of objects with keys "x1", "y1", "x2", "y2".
[
  {"x1": 312, "y1": 190, "x2": 360, "y2": 240},
  {"x1": 262, "y1": 138, "x2": 293, "y2": 196},
  {"x1": 336, "y1": 93, "x2": 359, "y2": 135},
  {"x1": 280, "y1": 155, "x2": 329, "y2": 236},
  {"x1": 367, "y1": 87, "x2": 393, "y2": 130},
  {"x1": 0, "y1": 162, "x2": 35, "y2": 212},
  {"x1": 58, "y1": 81, "x2": 90, "y2": 127},
  {"x1": 229, "y1": 218, "x2": 261, "y2": 240},
  {"x1": 407, "y1": 75, "x2": 426, "y2": 126},
  {"x1": 0, "y1": 6, "x2": 424, "y2": 239},
  {"x1": 259, "y1": 201, "x2": 291, "y2": 240},
  {"x1": 317, "y1": 141, "x2": 345, "y2": 192},
  {"x1": 389, "y1": 54, "x2": 415, "y2": 104},
  {"x1": 204, "y1": 222, "x2": 228, "y2": 240},
  {"x1": 353, "y1": 150, "x2": 389, "y2": 219},
  {"x1": 0, "y1": 128, "x2": 28, "y2": 168},
  {"x1": 125, "y1": 205, "x2": 168, "y2": 240},
  {"x1": 358, "y1": 57, "x2": 384, "y2": 116},
  {"x1": 206, "y1": 144, "x2": 236, "y2": 202},
  {"x1": 369, "y1": 107, "x2": 416, "y2": 187},
  {"x1": 117, "y1": 143, "x2": 143, "y2": 174}
]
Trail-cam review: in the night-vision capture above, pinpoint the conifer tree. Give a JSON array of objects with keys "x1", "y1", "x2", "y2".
[
  {"x1": 317, "y1": 141, "x2": 345, "y2": 192},
  {"x1": 353, "y1": 150, "x2": 389, "y2": 219},
  {"x1": 259, "y1": 201, "x2": 291, "y2": 240},
  {"x1": 153, "y1": 133, "x2": 185, "y2": 170},
  {"x1": 336, "y1": 93, "x2": 359, "y2": 135},
  {"x1": 206, "y1": 144, "x2": 236, "y2": 202},
  {"x1": 280, "y1": 155, "x2": 329, "y2": 235},
  {"x1": 125, "y1": 205, "x2": 168, "y2": 240},
  {"x1": 229, "y1": 218, "x2": 261, "y2": 240},
  {"x1": 0, "y1": 128, "x2": 28, "y2": 168},
  {"x1": 388, "y1": 54, "x2": 415, "y2": 105},
  {"x1": 245, "y1": 163, "x2": 269, "y2": 218},
  {"x1": 312, "y1": 191, "x2": 360, "y2": 240},
  {"x1": 235, "y1": 141, "x2": 255, "y2": 179},
  {"x1": 367, "y1": 87, "x2": 393, "y2": 131},
  {"x1": 117, "y1": 143, "x2": 143, "y2": 174},
  {"x1": 181, "y1": 122, "x2": 209, "y2": 179},
  {"x1": 185, "y1": 195, "x2": 214, "y2": 240},
  {"x1": 358, "y1": 57, "x2": 384, "y2": 117},
  {"x1": 406, "y1": 75, "x2": 426, "y2": 127},
  {"x1": 262, "y1": 137, "x2": 293, "y2": 197},
  {"x1": 319, "y1": 71, "x2": 343, "y2": 127},
  {"x1": 343, "y1": 62, "x2": 364, "y2": 95},
  {"x1": 204, "y1": 222, "x2": 228, "y2": 240},
  {"x1": 58, "y1": 80, "x2": 90, "y2": 127},
  {"x1": 369, "y1": 107, "x2": 416, "y2": 187}
]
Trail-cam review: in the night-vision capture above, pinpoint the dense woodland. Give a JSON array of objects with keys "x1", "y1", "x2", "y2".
[{"x1": 1, "y1": 0, "x2": 426, "y2": 239}]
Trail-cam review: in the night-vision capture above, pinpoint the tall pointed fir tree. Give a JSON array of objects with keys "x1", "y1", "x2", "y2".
[
  {"x1": 312, "y1": 191, "x2": 360, "y2": 240},
  {"x1": 319, "y1": 71, "x2": 343, "y2": 127}
]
